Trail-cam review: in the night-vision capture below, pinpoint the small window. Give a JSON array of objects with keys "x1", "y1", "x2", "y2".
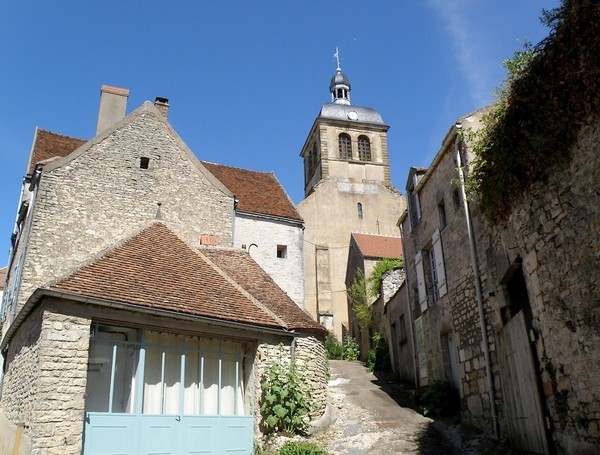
[
  {"x1": 357, "y1": 202, "x2": 363, "y2": 220},
  {"x1": 453, "y1": 189, "x2": 461, "y2": 209},
  {"x1": 438, "y1": 199, "x2": 447, "y2": 229},
  {"x1": 276, "y1": 245, "x2": 287, "y2": 259},
  {"x1": 338, "y1": 133, "x2": 352, "y2": 160},
  {"x1": 140, "y1": 157, "x2": 150, "y2": 169},
  {"x1": 358, "y1": 135, "x2": 371, "y2": 161}
]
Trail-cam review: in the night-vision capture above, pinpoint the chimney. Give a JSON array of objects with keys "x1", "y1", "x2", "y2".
[
  {"x1": 96, "y1": 85, "x2": 129, "y2": 135},
  {"x1": 200, "y1": 234, "x2": 218, "y2": 246},
  {"x1": 154, "y1": 97, "x2": 169, "y2": 118}
]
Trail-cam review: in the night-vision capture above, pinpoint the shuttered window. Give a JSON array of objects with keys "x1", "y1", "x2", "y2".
[
  {"x1": 432, "y1": 229, "x2": 447, "y2": 297},
  {"x1": 415, "y1": 251, "x2": 427, "y2": 312}
]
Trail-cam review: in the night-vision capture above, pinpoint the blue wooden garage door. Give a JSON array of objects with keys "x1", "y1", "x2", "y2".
[{"x1": 83, "y1": 324, "x2": 254, "y2": 455}]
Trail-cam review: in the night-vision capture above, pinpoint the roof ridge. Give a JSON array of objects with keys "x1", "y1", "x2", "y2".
[
  {"x1": 194, "y1": 248, "x2": 289, "y2": 329},
  {"x1": 201, "y1": 160, "x2": 273, "y2": 176}
]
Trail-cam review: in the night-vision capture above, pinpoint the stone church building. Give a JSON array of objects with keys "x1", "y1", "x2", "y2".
[{"x1": 297, "y1": 64, "x2": 406, "y2": 340}]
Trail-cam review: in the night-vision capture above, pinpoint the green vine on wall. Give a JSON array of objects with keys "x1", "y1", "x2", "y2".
[{"x1": 467, "y1": 0, "x2": 600, "y2": 223}]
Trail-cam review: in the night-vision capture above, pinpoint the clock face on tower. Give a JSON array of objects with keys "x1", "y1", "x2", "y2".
[{"x1": 347, "y1": 111, "x2": 358, "y2": 121}]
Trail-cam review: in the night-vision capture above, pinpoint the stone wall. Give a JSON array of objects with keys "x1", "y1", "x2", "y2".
[
  {"x1": 1, "y1": 303, "x2": 91, "y2": 455},
  {"x1": 235, "y1": 215, "x2": 304, "y2": 308},
  {"x1": 15, "y1": 106, "x2": 234, "y2": 316},
  {"x1": 490, "y1": 120, "x2": 600, "y2": 451},
  {"x1": 400, "y1": 124, "x2": 499, "y2": 434},
  {"x1": 254, "y1": 334, "x2": 328, "y2": 436}
]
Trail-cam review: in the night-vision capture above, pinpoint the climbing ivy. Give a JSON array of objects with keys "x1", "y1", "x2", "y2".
[{"x1": 467, "y1": 0, "x2": 600, "y2": 222}]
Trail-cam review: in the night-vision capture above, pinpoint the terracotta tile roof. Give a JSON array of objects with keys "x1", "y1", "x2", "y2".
[
  {"x1": 0, "y1": 266, "x2": 6, "y2": 290},
  {"x1": 201, "y1": 161, "x2": 302, "y2": 221},
  {"x1": 50, "y1": 223, "x2": 285, "y2": 330},
  {"x1": 29, "y1": 129, "x2": 86, "y2": 174},
  {"x1": 202, "y1": 248, "x2": 326, "y2": 334},
  {"x1": 352, "y1": 233, "x2": 403, "y2": 259}
]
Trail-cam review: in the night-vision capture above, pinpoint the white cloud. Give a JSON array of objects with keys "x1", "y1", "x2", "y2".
[{"x1": 426, "y1": 0, "x2": 492, "y2": 106}]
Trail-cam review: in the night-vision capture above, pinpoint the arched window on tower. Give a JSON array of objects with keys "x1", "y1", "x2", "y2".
[
  {"x1": 338, "y1": 133, "x2": 352, "y2": 160},
  {"x1": 358, "y1": 135, "x2": 371, "y2": 161},
  {"x1": 357, "y1": 202, "x2": 363, "y2": 219}
]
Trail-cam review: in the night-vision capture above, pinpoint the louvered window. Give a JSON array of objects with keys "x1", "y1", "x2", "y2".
[
  {"x1": 338, "y1": 133, "x2": 352, "y2": 160},
  {"x1": 358, "y1": 135, "x2": 371, "y2": 161}
]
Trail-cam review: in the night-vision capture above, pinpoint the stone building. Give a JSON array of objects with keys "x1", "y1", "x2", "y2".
[
  {"x1": 345, "y1": 232, "x2": 403, "y2": 359},
  {"x1": 0, "y1": 85, "x2": 327, "y2": 455},
  {"x1": 399, "y1": 111, "x2": 500, "y2": 435},
  {"x1": 380, "y1": 268, "x2": 415, "y2": 384},
  {"x1": 0, "y1": 267, "x2": 5, "y2": 305},
  {"x1": 297, "y1": 63, "x2": 406, "y2": 340},
  {"x1": 200, "y1": 162, "x2": 304, "y2": 307},
  {"x1": 400, "y1": 107, "x2": 600, "y2": 453}
]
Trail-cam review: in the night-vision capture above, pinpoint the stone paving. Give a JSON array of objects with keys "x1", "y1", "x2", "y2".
[
  {"x1": 312, "y1": 360, "x2": 456, "y2": 454},
  {"x1": 311, "y1": 360, "x2": 515, "y2": 455}
]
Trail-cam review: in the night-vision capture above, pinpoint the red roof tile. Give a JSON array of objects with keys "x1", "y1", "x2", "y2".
[
  {"x1": 29, "y1": 129, "x2": 86, "y2": 174},
  {"x1": 352, "y1": 233, "x2": 403, "y2": 259},
  {"x1": 202, "y1": 248, "x2": 326, "y2": 334},
  {"x1": 201, "y1": 162, "x2": 302, "y2": 221},
  {"x1": 50, "y1": 223, "x2": 284, "y2": 329}
]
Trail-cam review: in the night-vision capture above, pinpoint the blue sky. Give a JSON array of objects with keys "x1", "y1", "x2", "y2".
[{"x1": 0, "y1": 1, "x2": 559, "y2": 267}]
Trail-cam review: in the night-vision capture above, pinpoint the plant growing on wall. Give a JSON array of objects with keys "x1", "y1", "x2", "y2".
[
  {"x1": 260, "y1": 347, "x2": 312, "y2": 435},
  {"x1": 367, "y1": 258, "x2": 403, "y2": 298},
  {"x1": 347, "y1": 268, "x2": 371, "y2": 332},
  {"x1": 466, "y1": 0, "x2": 600, "y2": 222}
]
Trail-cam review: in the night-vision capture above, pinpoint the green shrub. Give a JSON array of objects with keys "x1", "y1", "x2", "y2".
[
  {"x1": 367, "y1": 332, "x2": 391, "y2": 372},
  {"x1": 324, "y1": 332, "x2": 344, "y2": 360},
  {"x1": 279, "y1": 441, "x2": 331, "y2": 455},
  {"x1": 260, "y1": 348, "x2": 312, "y2": 435},
  {"x1": 419, "y1": 380, "x2": 460, "y2": 417},
  {"x1": 342, "y1": 334, "x2": 359, "y2": 361}
]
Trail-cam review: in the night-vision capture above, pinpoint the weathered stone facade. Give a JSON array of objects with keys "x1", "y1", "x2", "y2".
[
  {"x1": 1, "y1": 303, "x2": 91, "y2": 455},
  {"x1": 235, "y1": 215, "x2": 304, "y2": 307},
  {"x1": 401, "y1": 111, "x2": 600, "y2": 453},
  {"x1": 9, "y1": 105, "x2": 234, "y2": 321},
  {"x1": 400, "y1": 112, "x2": 499, "y2": 435},
  {"x1": 486, "y1": 119, "x2": 600, "y2": 452}
]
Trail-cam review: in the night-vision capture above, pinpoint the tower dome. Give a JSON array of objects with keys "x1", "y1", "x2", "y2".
[{"x1": 329, "y1": 48, "x2": 351, "y2": 105}]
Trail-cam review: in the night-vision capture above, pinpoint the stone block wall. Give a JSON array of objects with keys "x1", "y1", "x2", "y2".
[
  {"x1": 1, "y1": 303, "x2": 91, "y2": 455},
  {"x1": 254, "y1": 334, "x2": 327, "y2": 436},
  {"x1": 15, "y1": 106, "x2": 234, "y2": 316},
  {"x1": 234, "y1": 215, "x2": 304, "y2": 308},
  {"x1": 491, "y1": 120, "x2": 600, "y2": 451},
  {"x1": 401, "y1": 131, "x2": 499, "y2": 435}
]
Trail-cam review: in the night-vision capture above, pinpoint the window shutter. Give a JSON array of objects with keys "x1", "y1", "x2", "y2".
[
  {"x1": 415, "y1": 251, "x2": 427, "y2": 312},
  {"x1": 432, "y1": 229, "x2": 447, "y2": 297}
]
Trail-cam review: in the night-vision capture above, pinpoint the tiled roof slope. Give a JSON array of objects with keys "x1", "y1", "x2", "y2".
[
  {"x1": 202, "y1": 248, "x2": 325, "y2": 334},
  {"x1": 352, "y1": 233, "x2": 403, "y2": 259},
  {"x1": 29, "y1": 129, "x2": 86, "y2": 174},
  {"x1": 50, "y1": 223, "x2": 285, "y2": 329},
  {"x1": 201, "y1": 161, "x2": 302, "y2": 221}
]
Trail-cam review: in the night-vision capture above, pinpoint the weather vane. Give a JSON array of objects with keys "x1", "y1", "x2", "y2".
[{"x1": 334, "y1": 47, "x2": 341, "y2": 70}]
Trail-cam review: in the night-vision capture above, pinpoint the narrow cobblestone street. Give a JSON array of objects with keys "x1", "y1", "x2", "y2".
[{"x1": 313, "y1": 360, "x2": 457, "y2": 454}]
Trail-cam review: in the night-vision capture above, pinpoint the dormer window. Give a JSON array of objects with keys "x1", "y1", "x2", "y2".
[
  {"x1": 338, "y1": 133, "x2": 352, "y2": 160},
  {"x1": 358, "y1": 136, "x2": 371, "y2": 161}
]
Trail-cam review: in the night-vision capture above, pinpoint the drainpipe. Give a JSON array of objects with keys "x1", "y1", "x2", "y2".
[{"x1": 455, "y1": 125, "x2": 499, "y2": 439}]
